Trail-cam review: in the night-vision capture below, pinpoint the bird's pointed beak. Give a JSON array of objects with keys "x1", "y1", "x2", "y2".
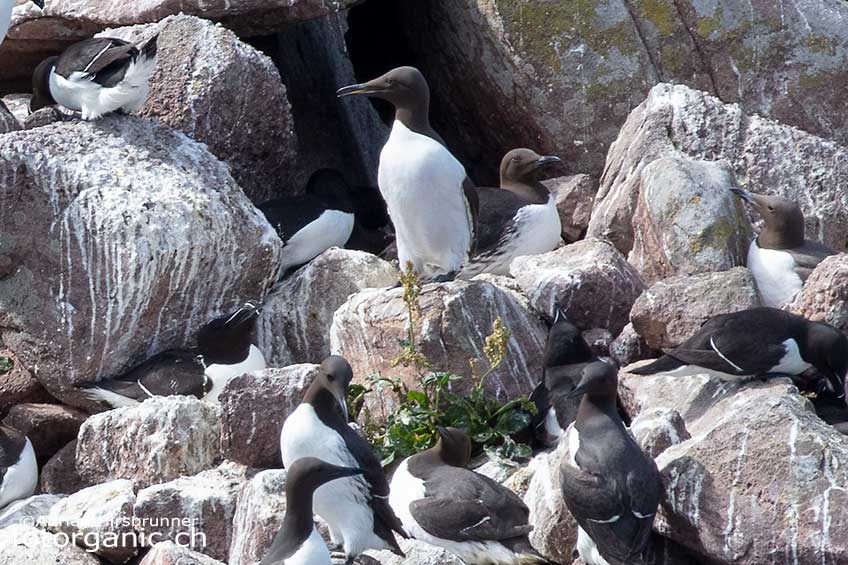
[
  {"x1": 730, "y1": 187, "x2": 757, "y2": 206},
  {"x1": 536, "y1": 155, "x2": 562, "y2": 168},
  {"x1": 566, "y1": 381, "x2": 590, "y2": 400},
  {"x1": 336, "y1": 391, "x2": 349, "y2": 422},
  {"x1": 337, "y1": 83, "x2": 372, "y2": 98},
  {"x1": 31, "y1": 0, "x2": 45, "y2": 8},
  {"x1": 333, "y1": 465, "x2": 364, "y2": 479},
  {"x1": 553, "y1": 305, "x2": 568, "y2": 324}
]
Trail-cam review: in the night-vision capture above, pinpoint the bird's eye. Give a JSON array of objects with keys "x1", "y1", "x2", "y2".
[
  {"x1": 386, "y1": 79, "x2": 394, "y2": 85},
  {"x1": 326, "y1": 373, "x2": 335, "y2": 381},
  {"x1": 768, "y1": 206, "x2": 775, "y2": 211}
]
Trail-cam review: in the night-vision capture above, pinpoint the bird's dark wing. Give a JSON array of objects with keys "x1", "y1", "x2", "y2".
[
  {"x1": 787, "y1": 241, "x2": 836, "y2": 281},
  {"x1": 89, "y1": 350, "x2": 206, "y2": 401},
  {"x1": 259, "y1": 195, "x2": 328, "y2": 244},
  {"x1": 474, "y1": 186, "x2": 524, "y2": 252},
  {"x1": 0, "y1": 426, "x2": 27, "y2": 483},
  {"x1": 56, "y1": 38, "x2": 137, "y2": 82},
  {"x1": 463, "y1": 176, "x2": 480, "y2": 253}
]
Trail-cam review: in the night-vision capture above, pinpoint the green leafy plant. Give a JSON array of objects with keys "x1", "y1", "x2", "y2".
[
  {"x1": 0, "y1": 356, "x2": 12, "y2": 376},
  {"x1": 354, "y1": 262, "x2": 536, "y2": 467}
]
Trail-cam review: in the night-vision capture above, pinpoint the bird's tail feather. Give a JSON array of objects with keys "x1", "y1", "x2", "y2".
[{"x1": 629, "y1": 355, "x2": 684, "y2": 375}]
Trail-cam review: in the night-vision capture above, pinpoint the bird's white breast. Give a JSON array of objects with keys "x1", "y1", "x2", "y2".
[
  {"x1": 204, "y1": 345, "x2": 266, "y2": 402},
  {"x1": 283, "y1": 526, "x2": 331, "y2": 565},
  {"x1": 747, "y1": 240, "x2": 803, "y2": 308},
  {"x1": 0, "y1": 438, "x2": 37, "y2": 510},
  {"x1": 770, "y1": 338, "x2": 812, "y2": 375},
  {"x1": 279, "y1": 209, "x2": 354, "y2": 272}
]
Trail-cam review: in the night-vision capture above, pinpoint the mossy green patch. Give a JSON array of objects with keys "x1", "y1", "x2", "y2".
[
  {"x1": 695, "y1": 16, "x2": 720, "y2": 38},
  {"x1": 637, "y1": 0, "x2": 678, "y2": 36},
  {"x1": 806, "y1": 34, "x2": 837, "y2": 56}
]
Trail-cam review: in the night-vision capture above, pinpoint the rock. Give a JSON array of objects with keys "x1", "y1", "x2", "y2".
[
  {"x1": 0, "y1": 494, "x2": 64, "y2": 530},
  {"x1": 510, "y1": 239, "x2": 646, "y2": 336},
  {"x1": 0, "y1": 102, "x2": 19, "y2": 134},
  {"x1": 22, "y1": 106, "x2": 66, "y2": 129},
  {"x1": 256, "y1": 249, "x2": 398, "y2": 367},
  {"x1": 1, "y1": 403, "x2": 87, "y2": 463},
  {"x1": 228, "y1": 469, "x2": 286, "y2": 565},
  {"x1": 589, "y1": 83, "x2": 848, "y2": 255},
  {"x1": 471, "y1": 456, "x2": 521, "y2": 486},
  {"x1": 547, "y1": 174, "x2": 597, "y2": 244},
  {"x1": 0, "y1": 524, "x2": 101, "y2": 564},
  {"x1": 219, "y1": 365, "x2": 318, "y2": 468},
  {"x1": 331, "y1": 280, "x2": 547, "y2": 423},
  {"x1": 364, "y1": 538, "x2": 463, "y2": 565},
  {"x1": 391, "y1": 0, "x2": 848, "y2": 187},
  {"x1": 630, "y1": 408, "x2": 690, "y2": 459},
  {"x1": 41, "y1": 440, "x2": 90, "y2": 495},
  {"x1": 45, "y1": 479, "x2": 137, "y2": 562},
  {"x1": 134, "y1": 462, "x2": 249, "y2": 562},
  {"x1": 0, "y1": 349, "x2": 53, "y2": 418},
  {"x1": 609, "y1": 323, "x2": 657, "y2": 368},
  {"x1": 101, "y1": 15, "x2": 298, "y2": 203},
  {"x1": 620, "y1": 364, "x2": 848, "y2": 563},
  {"x1": 791, "y1": 253, "x2": 848, "y2": 334},
  {"x1": 76, "y1": 396, "x2": 222, "y2": 490},
  {"x1": 581, "y1": 328, "x2": 613, "y2": 358},
  {"x1": 629, "y1": 268, "x2": 761, "y2": 350},
  {"x1": 0, "y1": 116, "x2": 281, "y2": 409},
  {"x1": 139, "y1": 541, "x2": 226, "y2": 565},
  {"x1": 523, "y1": 440, "x2": 576, "y2": 564},
  {"x1": 627, "y1": 157, "x2": 752, "y2": 283}
]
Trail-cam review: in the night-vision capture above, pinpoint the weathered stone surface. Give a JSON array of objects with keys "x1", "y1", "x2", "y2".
[
  {"x1": 134, "y1": 462, "x2": 248, "y2": 562},
  {"x1": 510, "y1": 239, "x2": 646, "y2": 336},
  {"x1": 0, "y1": 524, "x2": 101, "y2": 564},
  {"x1": 41, "y1": 439, "x2": 90, "y2": 495},
  {"x1": 228, "y1": 469, "x2": 286, "y2": 565},
  {"x1": 609, "y1": 322, "x2": 657, "y2": 368},
  {"x1": 630, "y1": 268, "x2": 761, "y2": 350},
  {"x1": 791, "y1": 253, "x2": 848, "y2": 334},
  {"x1": 589, "y1": 83, "x2": 848, "y2": 255},
  {"x1": 76, "y1": 397, "x2": 222, "y2": 490},
  {"x1": 331, "y1": 280, "x2": 547, "y2": 423},
  {"x1": 0, "y1": 494, "x2": 63, "y2": 531},
  {"x1": 45, "y1": 479, "x2": 137, "y2": 562},
  {"x1": 628, "y1": 157, "x2": 751, "y2": 283},
  {"x1": 630, "y1": 408, "x2": 690, "y2": 459},
  {"x1": 101, "y1": 15, "x2": 297, "y2": 203},
  {"x1": 581, "y1": 328, "x2": 613, "y2": 358},
  {"x1": 0, "y1": 117, "x2": 281, "y2": 409},
  {"x1": 365, "y1": 538, "x2": 463, "y2": 565},
  {"x1": 547, "y1": 174, "x2": 597, "y2": 244},
  {"x1": 139, "y1": 541, "x2": 226, "y2": 565},
  {"x1": 256, "y1": 249, "x2": 397, "y2": 367},
  {"x1": 621, "y1": 363, "x2": 848, "y2": 563},
  {"x1": 0, "y1": 349, "x2": 53, "y2": 418},
  {"x1": 1, "y1": 403, "x2": 86, "y2": 463},
  {"x1": 523, "y1": 440, "x2": 576, "y2": 564},
  {"x1": 0, "y1": 102, "x2": 19, "y2": 134},
  {"x1": 219, "y1": 365, "x2": 317, "y2": 468},
  {"x1": 391, "y1": 0, "x2": 848, "y2": 188}
]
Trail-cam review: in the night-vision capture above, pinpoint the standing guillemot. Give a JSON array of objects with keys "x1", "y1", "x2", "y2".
[
  {"x1": 338, "y1": 66, "x2": 479, "y2": 282},
  {"x1": 279, "y1": 356, "x2": 406, "y2": 564},
  {"x1": 30, "y1": 34, "x2": 159, "y2": 120},
  {"x1": 560, "y1": 362, "x2": 662, "y2": 565},
  {"x1": 529, "y1": 306, "x2": 595, "y2": 447},
  {"x1": 0, "y1": 0, "x2": 43, "y2": 46},
  {"x1": 630, "y1": 307, "x2": 848, "y2": 401},
  {"x1": 389, "y1": 427, "x2": 551, "y2": 564},
  {"x1": 0, "y1": 425, "x2": 37, "y2": 510},
  {"x1": 260, "y1": 169, "x2": 357, "y2": 277},
  {"x1": 82, "y1": 302, "x2": 266, "y2": 407},
  {"x1": 731, "y1": 188, "x2": 835, "y2": 307},
  {"x1": 260, "y1": 457, "x2": 364, "y2": 565},
  {"x1": 459, "y1": 149, "x2": 563, "y2": 278}
]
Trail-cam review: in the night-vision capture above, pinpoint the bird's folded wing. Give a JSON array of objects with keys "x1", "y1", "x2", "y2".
[
  {"x1": 462, "y1": 176, "x2": 480, "y2": 253},
  {"x1": 57, "y1": 38, "x2": 135, "y2": 78},
  {"x1": 787, "y1": 241, "x2": 836, "y2": 281},
  {"x1": 410, "y1": 496, "x2": 532, "y2": 542}
]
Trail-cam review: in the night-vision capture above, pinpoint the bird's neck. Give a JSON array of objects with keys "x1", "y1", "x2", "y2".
[
  {"x1": 576, "y1": 393, "x2": 620, "y2": 426},
  {"x1": 279, "y1": 501, "x2": 315, "y2": 551},
  {"x1": 394, "y1": 103, "x2": 444, "y2": 146},
  {"x1": 303, "y1": 386, "x2": 344, "y2": 426},
  {"x1": 500, "y1": 179, "x2": 550, "y2": 206},
  {"x1": 757, "y1": 222, "x2": 804, "y2": 250}
]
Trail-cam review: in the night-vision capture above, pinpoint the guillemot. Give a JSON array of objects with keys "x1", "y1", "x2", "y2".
[
  {"x1": 0, "y1": 425, "x2": 37, "y2": 510},
  {"x1": 630, "y1": 307, "x2": 847, "y2": 402},
  {"x1": 260, "y1": 457, "x2": 364, "y2": 565},
  {"x1": 529, "y1": 306, "x2": 595, "y2": 447},
  {"x1": 83, "y1": 302, "x2": 266, "y2": 407},
  {"x1": 279, "y1": 356, "x2": 406, "y2": 564},
  {"x1": 0, "y1": 0, "x2": 43, "y2": 46},
  {"x1": 560, "y1": 361, "x2": 662, "y2": 565},
  {"x1": 389, "y1": 426, "x2": 551, "y2": 564},
  {"x1": 459, "y1": 149, "x2": 563, "y2": 278},
  {"x1": 30, "y1": 34, "x2": 159, "y2": 120},
  {"x1": 338, "y1": 66, "x2": 479, "y2": 282},
  {"x1": 731, "y1": 188, "x2": 835, "y2": 307}
]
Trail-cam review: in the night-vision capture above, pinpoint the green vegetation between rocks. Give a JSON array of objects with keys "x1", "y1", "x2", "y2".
[{"x1": 0, "y1": 356, "x2": 12, "y2": 376}]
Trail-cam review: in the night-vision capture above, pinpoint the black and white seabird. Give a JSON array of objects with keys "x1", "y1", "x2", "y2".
[
  {"x1": 83, "y1": 302, "x2": 266, "y2": 408},
  {"x1": 30, "y1": 34, "x2": 159, "y2": 120},
  {"x1": 731, "y1": 188, "x2": 835, "y2": 307},
  {"x1": 279, "y1": 355, "x2": 406, "y2": 564},
  {"x1": 338, "y1": 66, "x2": 479, "y2": 282},
  {"x1": 459, "y1": 149, "x2": 563, "y2": 278},
  {"x1": 389, "y1": 426, "x2": 550, "y2": 564},
  {"x1": 0, "y1": 425, "x2": 37, "y2": 510},
  {"x1": 529, "y1": 306, "x2": 596, "y2": 447},
  {"x1": 0, "y1": 0, "x2": 43, "y2": 46},
  {"x1": 630, "y1": 307, "x2": 848, "y2": 401},
  {"x1": 560, "y1": 361, "x2": 662, "y2": 565},
  {"x1": 260, "y1": 457, "x2": 364, "y2": 565}
]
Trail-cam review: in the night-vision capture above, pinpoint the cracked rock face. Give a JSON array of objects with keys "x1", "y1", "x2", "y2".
[
  {"x1": 0, "y1": 524, "x2": 101, "y2": 564},
  {"x1": 791, "y1": 253, "x2": 848, "y2": 334},
  {"x1": 0, "y1": 117, "x2": 281, "y2": 409},
  {"x1": 228, "y1": 469, "x2": 287, "y2": 565}
]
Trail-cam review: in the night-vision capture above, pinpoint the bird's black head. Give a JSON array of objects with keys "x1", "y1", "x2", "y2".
[
  {"x1": 337, "y1": 66, "x2": 430, "y2": 125},
  {"x1": 730, "y1": 188, "x2": 805, "y2": 248},
  {"x1": 285, "y1": 457, "x2": 363, "y2": 499},
  {"x1": 806, "y1": 322, "x2": 848, "y2": 405},
  {"x1": 500, "y1": 148, "x2": 561, "y2": 187},
  {"x1": 30, "y1": 56, "x2": 58, "y2": 113},
  {"x1": 435, "y1": 426, "x2": 472, "y2": 467},
  {"x1": 306, "y1": 355, "x2": 354, "y2": 422},
  {"x1": 544, "y1": 305, "x2": 593, "y2": 369},
  {"x1": 196, "y1": 301, "x2": 260, "y2": 364},
  {"x1": 306, "y1": 169, "x2": 356, "y2": 214},
  {"x1": 567, "y1": 360, "x2": 619, "y2": 400}
]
